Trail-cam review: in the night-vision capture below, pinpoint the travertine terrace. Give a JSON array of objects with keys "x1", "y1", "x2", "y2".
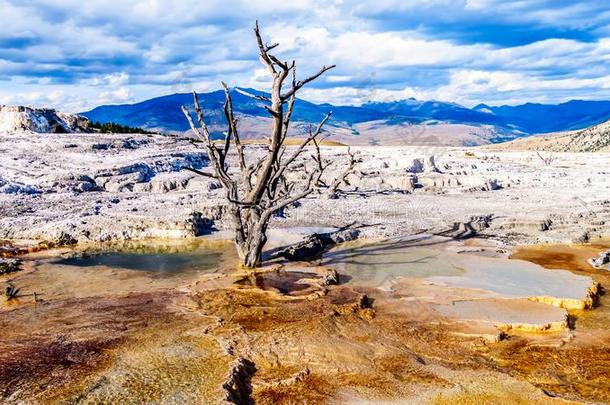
[{"x1": 1, "y1": 131, "x2": 609, "y2": 246}]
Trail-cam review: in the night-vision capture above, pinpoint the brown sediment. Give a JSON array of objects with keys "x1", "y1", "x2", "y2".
[
  {"x1": 64, "y1": 327, "x2": 231, "y2": 403},
  {"x1": 0, "y1": 334, "x2": 120, "y2": 400},
  {"x1": 0, "y1": 291, "x2": 181, "y2": 402},
  {"x1": 501, "y1": 243, "x2": 610, "y2": 402},
  {"x1": 0, "y1": 239, "x2": 48, "y2": 258},
  {"x1": 511, "y1": 241, "x2": 610, "y2": 274},
  {"x1": 1, "y1": 237, "x2": 236, "y2": 261},
  {"x1": 235, "y1": 269, "x2": 319, "y2": 296},
  {"x1": 1, "y1": 282, "x2": 607, "y2": 404},
  {"x1": 188, "y1": 287, "x2": 458, "y2": 402},
  {"x1": 479, "y1": 336, "x2": 610, "y2": 403},
  {"x1": 2, "y1": 242, "x2": 610, "y2": 403},
  {"x1": 187, "y1": 287, "x2": 590, "y2": 403}
]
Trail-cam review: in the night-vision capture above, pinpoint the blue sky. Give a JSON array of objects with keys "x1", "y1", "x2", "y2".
[{"x1": 2, "y1": 0, "x2": 610, "y2": 111}]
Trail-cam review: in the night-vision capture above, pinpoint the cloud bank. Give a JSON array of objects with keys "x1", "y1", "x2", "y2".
[{"x1": 1, "y1": 0, "x2": 610, "y2": 111}]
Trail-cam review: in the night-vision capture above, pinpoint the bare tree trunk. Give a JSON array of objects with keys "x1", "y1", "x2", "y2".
[
  {"x1": 181, "y1": 21, "x2": 348, "y2": 268},
  {"x1": 241, "y1": 226, "x2": 267, "y2": 268}
]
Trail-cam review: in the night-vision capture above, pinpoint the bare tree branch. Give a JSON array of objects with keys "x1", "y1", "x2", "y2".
[
  {"x1": 268, "y1": 54, "x2": 289, "y2": 71},
  {"x1": 274, "y1": 112, "x2": 332, "y2": 180},
  {"x1": 281, "y1": 64, "x2": 336, "y2": 101},
  {"x1": 264, "y1": 157, "x2": 327, "y2": 218},
  {"x1": 536, "y1": 151, "x2": 555, "y2": 166},
  {"x1": 234, "y1": 87, "x2": 272, "y2": 103},
  {"x1": 326, "y1": 147, "x2": 360, "y2": 198},
  {"x1": 181, "y1": 106, "x2": 207, "y2": 143},
  {"x1": 184, "y1": 167, "x2": 218, "y2": 179},
  {"x1": 263, "y1": 105, "x2": 281, "y2": 117},
  {"x1": 280, "y1": 62, "x2": 297, "y2": 145},
  {"x1": 182, "y1": 94, "x2": 234, "y2": 188},
  {"x1": 254, "y1": 20, "x2": 276, "y2": 75},
  {"x1": 265, "y1": 42, "x2": 279, "y2": 52},
  {"x1": 180, "y1": 21, "x2": 349, "y2": 268},
  {"x1": 192, "y1": 93, "x2": 214, "y2": 145},
  {"x1": 221, "y1": 83, "x2": 246, "y2": 166}
]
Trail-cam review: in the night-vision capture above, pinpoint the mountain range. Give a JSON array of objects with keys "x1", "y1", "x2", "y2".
[{"x1": 81, "y1": 89, "x2": 610, "y2": 146}]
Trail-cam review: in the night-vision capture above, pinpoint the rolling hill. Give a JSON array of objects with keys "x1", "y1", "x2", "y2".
[{"x1": 488, "y1": 119, "x2": 610, "y2": 153}]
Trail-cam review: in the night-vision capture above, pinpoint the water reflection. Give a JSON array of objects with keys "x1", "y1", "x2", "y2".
[
  {"x1": 322, "y1": 237, "x2": 463, "y2": 286},
  {"x1": 51, "y1": 239, "x2": 232, "y2": 275},
  {"x1": 55, "y1": 251, "x2": 223, "y2": 274}
]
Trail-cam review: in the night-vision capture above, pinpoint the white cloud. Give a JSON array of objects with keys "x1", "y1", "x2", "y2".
[
  {"x1": 98, "y1": 86, "x2": 132, "y2": 104},
  {"x1": 425, "y1": 69, "x2": 610, "y2": 106},
  {"x1": 2, "y1": 0, "x2": 610, "y2": 110},
  {"x1": 300, "y1": 85, "x2": 422, "y2": 105}
]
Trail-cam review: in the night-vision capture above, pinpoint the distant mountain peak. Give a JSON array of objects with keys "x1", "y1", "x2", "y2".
[
  {"x1": 80, "y1": 89, "x2": 610, "y2": 137},
  {"x1": 473, "y1": 104, "x2": 494, "y2": 114}
]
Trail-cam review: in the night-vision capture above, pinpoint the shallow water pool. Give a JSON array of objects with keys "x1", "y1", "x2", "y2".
[
  {"x1": 322, "y1": 238, "x2": 463, "y2": 286},
  {"x1": 54, "y1": 250, "x2": 224, "y2": 274},
  {"x1": 49, "y1": 239, "x2": 235, "y2": 275}
]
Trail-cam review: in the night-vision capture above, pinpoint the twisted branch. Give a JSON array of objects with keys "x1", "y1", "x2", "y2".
[{"x1": 180, "y1": 21, "x2": 346, "y2": 268}]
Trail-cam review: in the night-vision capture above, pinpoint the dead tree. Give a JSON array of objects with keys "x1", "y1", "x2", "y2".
[
  {"x1": 181, "y1": 21, "x2": 339, "y2": 268},
  {"x1": 326, "y1": 147, "x2": 360, "y2": 199},
  {"x1": 536, "y1": 151, "x2": 555, "y2": 166}
]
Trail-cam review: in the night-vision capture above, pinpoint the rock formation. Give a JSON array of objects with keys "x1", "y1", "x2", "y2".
[
  {"x1": 0, "y1": 258, "x2": 21, "y2": 275},
  {"x1": 0, "y1": 105, "x2": 90, "y2": 133},
  {"x1": 275, "y1": 228, "x2": 361, "y2": 261},
  {"x1": 588, "y1": 250, "x2": 610, "y2": 268},
  {"x1": 424, "y1": 155, "x2": 441, "y2": 173},
  {"x1": 222, "y1": 357, "x2": 256, "y2": 405}
]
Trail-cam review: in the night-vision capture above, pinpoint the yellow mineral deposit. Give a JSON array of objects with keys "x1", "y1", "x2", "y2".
[{"x1": 2, "y1": 237, "x2": 610, "y2": 403}]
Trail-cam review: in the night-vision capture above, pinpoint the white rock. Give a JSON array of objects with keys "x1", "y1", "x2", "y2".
[
  {"x1": 424, "y1": 155, "x2": 441, "y2": 173},
  {"x1": 384, "y1": 175, "x2": 416, "y2": 192},
  {"x1": 588, "y1": 250, "x2": 610, "y2": 268},
  {"x1": 0, "y1": 105, "x2": 90, "y2": 133}
]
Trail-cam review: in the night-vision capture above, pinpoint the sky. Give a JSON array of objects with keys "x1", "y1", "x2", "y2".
[{"x1": 2, "y1": 0, "x2": 610, "y2": 112}]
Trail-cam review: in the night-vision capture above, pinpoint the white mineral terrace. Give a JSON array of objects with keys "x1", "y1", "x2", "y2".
[{"x1": 1, "y1": 132, "x2": 609, "y2": 247}]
